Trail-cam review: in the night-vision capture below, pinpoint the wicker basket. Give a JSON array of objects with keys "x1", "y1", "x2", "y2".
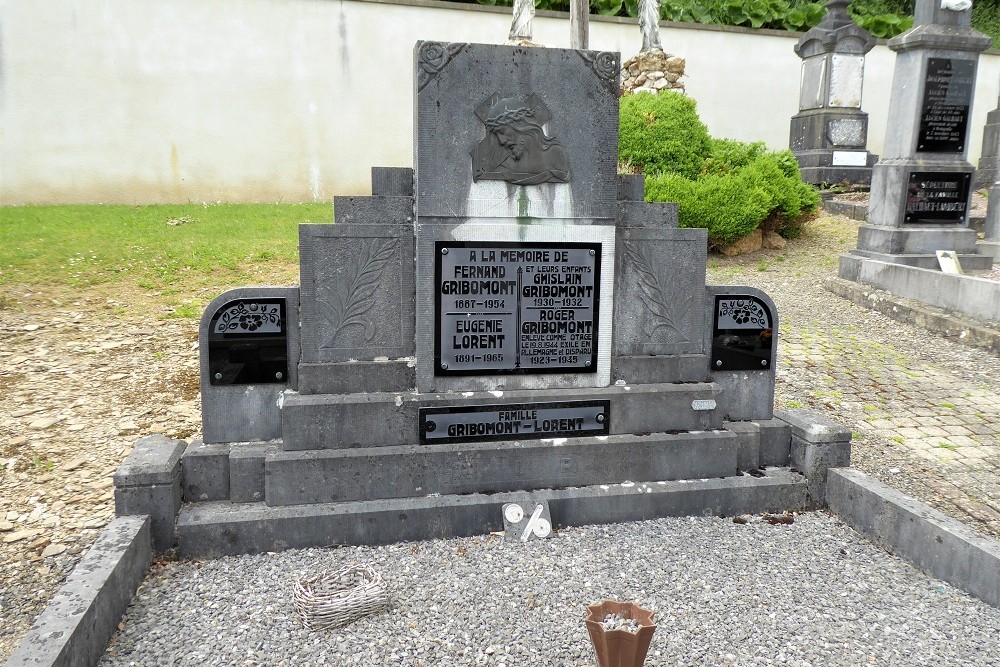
[{"x1": 292, "y1": 563, "x2": 390, "y2": 631}]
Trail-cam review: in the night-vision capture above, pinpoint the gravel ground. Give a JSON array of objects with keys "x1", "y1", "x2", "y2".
[{"x1": 100, "y1": 513, "x2": 1000, "y2": 666}]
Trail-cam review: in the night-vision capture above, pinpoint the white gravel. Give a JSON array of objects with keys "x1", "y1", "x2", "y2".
[{"x1": 100, "y1": 512, "x2": 1000, "y2": 666}]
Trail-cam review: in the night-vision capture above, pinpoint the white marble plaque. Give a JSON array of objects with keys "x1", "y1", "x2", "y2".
[
  {"x1": 832, "y1": 150, "x2": 868, "y2": 167},
  {"x1": 829, "y1": 55, "x2": 864, "y2": 108}
]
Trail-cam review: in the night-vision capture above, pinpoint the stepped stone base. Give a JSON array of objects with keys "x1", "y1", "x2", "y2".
[{"x1": 176, "y1": 469, "x2": 809, "y2": 557}]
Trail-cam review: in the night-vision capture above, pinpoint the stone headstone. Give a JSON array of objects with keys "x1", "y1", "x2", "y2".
[
  {"x1": 843, "y1": 0, "x2": 993, "y2": 274},
  {"x1": 789, "y1": 0, "x2": 878, "y2": 185}
]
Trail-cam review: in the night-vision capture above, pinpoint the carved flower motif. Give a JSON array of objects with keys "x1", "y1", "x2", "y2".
[
  {"x1": 592, "y1": 52, "x2": 619, "y2": 80},
  {"x1": 420, "y1": 42, "x2": 446, "y2": 72}
]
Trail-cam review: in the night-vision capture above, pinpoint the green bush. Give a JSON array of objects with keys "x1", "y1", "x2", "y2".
[
  {"x1": 622, "y1": 94, "x2": 820, "y2": 247},
  {"x1": 619, "y1": 92, "x2": 713, "y2": 180}
]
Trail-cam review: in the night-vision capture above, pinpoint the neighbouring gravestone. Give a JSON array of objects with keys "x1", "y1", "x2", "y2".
[
  {"x1": 113, "y1": 41, "x2": 855, "y2": 556},
  {"x1": 984, "y1": 160, "x2": 1000, "y2": 260},
  {"x1": 842, "y1": 0, "x2": 994, "y2": 275},
  {"x1": 975, "y1": 88, "x2": 1000, "y2": 187},
  {"x1": 790, "y1": 0, "x2": 879, "y2": 186}
]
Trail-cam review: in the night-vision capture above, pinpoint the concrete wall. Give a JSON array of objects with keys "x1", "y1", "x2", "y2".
[{"x1": 1, "y1": 0, "x2": 998, "y2": 204}]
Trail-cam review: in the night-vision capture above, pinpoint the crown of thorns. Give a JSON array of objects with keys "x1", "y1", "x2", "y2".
[{"x1": 484, "y1": 106, "x2": 535, "y2": 129}]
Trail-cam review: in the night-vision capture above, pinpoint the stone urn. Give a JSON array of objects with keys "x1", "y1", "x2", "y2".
[{"x1": 585, "y1": 599, "x2": 656, "y2": 667}]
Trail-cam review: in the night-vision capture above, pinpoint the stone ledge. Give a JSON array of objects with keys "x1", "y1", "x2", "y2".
[
  {"x1": 3, "y1": 516, "x2": 151, "y2": 667},
  {"x1": 828, "y1": 468, "x2": 1000, "y2": 609},
  {"x1": 824, "y1": 276, "x2": 1000, "y2": 354}
]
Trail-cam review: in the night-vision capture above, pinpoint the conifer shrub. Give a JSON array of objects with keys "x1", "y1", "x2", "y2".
[
  {"x1": 620, "y1": 94, "x2": 820, "y2": 247},
  {"x1": 618, "y1": 92, "x2": 712, "y2": 180}
]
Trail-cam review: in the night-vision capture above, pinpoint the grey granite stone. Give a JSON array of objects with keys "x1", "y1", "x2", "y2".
[
  {"x1": 828, "y1": 467, "x2": 1000, "y2": 608},
  {"x1": 756, "y1": 418, "x2": 792, "y2": 467},
  {"x1": 199, "y1": 287, "x2": 300, "y2": 444},
  {"x1": 706, "y1": 287, "x2": 779, "y2": 421},
  {"x1": 724, "y1": 420, "x2": 760, "y2": 471},
  {"x1": 181, "y1": 442, "x2": 231, "y2": 502},
  {"x1": 333, "y1": 195, "x2": 414, "y2": 225},
  {"x1": 975, "y1": 105, "x2": 1000, "y2": 187},
  {"x1": 265, "y1": 431, "x2": 737, "y2": 506},
  {"x1": 371, "y1": 166, "x2": 414, "y2": 197},
  {"x1": 777, "y1": 408, "x2": 852, "y2": 506},
  {"x1": 299, "y1": 223, "x2": 415, "y2": 363},
  {"x1": 230, "y1": 443, "x2": 278, "y2": 504},
  {"x1": 3, "y1": 516, "x2": 151, "y2": 667},
  {"x1": 617, "y1": 174, "x2": 645, "y2": 202},
  {"x1": 610, "y1": 354, "x2": 710, "y2": 385},
  {"x1": 280, "y1": 382, "x2": 724, "y2": 451},
  {"x1": 613, "y1": 227, "x2": 706, "y2": 357},
  {"x1": 297, "y1": 360, "x2": 416, "y2": 395},
  {"x1": 414, "y1": 42, "x2": 619, "y2": 222},
  {"x1": 857, "y1": 224, "x2": 980, "y2": 254},
  {"x1": 616, "y1": 201, "x2": 678, "y2": 228},
  {"x1": 176, "y1": 469, "x2": 808, "y2": 556},
  {"x1": 113, "y1": 435, "x2": 185, "y2": 552}
]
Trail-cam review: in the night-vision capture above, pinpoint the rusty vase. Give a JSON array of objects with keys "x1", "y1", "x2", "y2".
[{"x1": 584, "y1": 600, "x2": 656, "y2": 667}]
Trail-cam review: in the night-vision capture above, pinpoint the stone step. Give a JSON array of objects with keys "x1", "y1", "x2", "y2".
[
  {"x1": 280, "y1": 382, "x2": 725, "y2": 450},
  {"x1": 846, "y1": 249, "x2": 994, "y2": 272},
  {"x1": 176, "y1": 468, "x2": 808, "y2": 556},
  {"x1": 264, "y1": 430, "x2": 738, "y2": 507}
]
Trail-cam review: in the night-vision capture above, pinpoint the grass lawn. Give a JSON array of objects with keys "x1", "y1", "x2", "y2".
[{"x1": 0, "y1": 203, "x2": 328, "y2": 317}]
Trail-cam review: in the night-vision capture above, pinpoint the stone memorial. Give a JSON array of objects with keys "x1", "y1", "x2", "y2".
[
  {"x1": 974, "y1": 87, "x2": 1000, "y2": 187},
  {"x1": 841, "y1": 0, "x2": 994, "y2": 276},
  {"x1": 113, "y1": 42, "x2": 851, "y2": 556},
  {"x1": 789, "y1": 0, "x2": 879, "y2": 185}
]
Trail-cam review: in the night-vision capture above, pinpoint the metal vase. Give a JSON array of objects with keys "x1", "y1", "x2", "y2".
[{"x1": 584, "y1": 600, "x2": 656, "y2": 667}]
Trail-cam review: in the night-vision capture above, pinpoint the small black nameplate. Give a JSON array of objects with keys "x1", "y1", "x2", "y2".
[
  {"x1": 419, "y1": 401, "x2": 610, "y2": 444},
  {"x1": 208, "y1": 299, "x2": 288, "y2": 385},
  {"x1": 917, "y1": 58, "x2": 974, "y2": 154},
  {"x1": 434, "y1": 241, "x2": 601, "y2": 375},
  {"x1": 711, "y1": 296, "x2": 774, "y2": 372},
  {"x1": 904, "y1": 172, "x2": 970, "y2": 224}
]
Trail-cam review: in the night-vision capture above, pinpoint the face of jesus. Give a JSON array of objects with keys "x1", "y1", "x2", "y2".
[{"x1": 494, "y1": 126, "x2": 525, "y2": 160}]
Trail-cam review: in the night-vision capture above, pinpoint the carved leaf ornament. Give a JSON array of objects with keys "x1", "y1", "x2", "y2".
[
  {"x1": 320, "y1": 239, "x2": 398, "y2": 348},
  {"x1": 623, "y1": 241, "x2": 691, "y2": 342},
  {"x1": 213, "y1": 301, "x2": 282, "y2": 334}
]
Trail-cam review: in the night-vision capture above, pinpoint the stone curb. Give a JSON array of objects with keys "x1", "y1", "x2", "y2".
[
  {"x1": 823, "y1": 276, "x2": 1000, "y2": 354},
  {"x1": 827, "y1": 468, "x2": 1000, "y2": 609},
  {"x1": 3, "y1": 516, "x2": 152, "y2": 667}
]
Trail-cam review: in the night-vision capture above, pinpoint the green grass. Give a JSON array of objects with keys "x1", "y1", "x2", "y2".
[{"x1": 1, "y1": 203, "x2": 327, "y2": 312}]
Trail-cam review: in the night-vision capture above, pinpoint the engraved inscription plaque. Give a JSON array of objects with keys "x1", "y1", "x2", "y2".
[
  {"x1": 918, "y1": 58, "x2": 974, "y2": 153},
  {"x1": 711, "y1": 296, "x2": 773, "y2": 372},
  {"x1": 419, "y1": 400, "x2": 610, "y2": 444},
  {"x1": 904, "y1": 172, "x2": 970, "y2": 224},
  {"x1": 435, "y1": 242, "x2": 600, "y2": 375}
]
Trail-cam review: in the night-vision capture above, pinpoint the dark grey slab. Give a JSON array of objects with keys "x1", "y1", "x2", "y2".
[
  {"x1": 414, "y1": 42, "x2": 619, "y2": 221},
  {"x1": 297, "y1": 360, "x2": 416, "y2": 395},
  {"x1": 371, "y1": 167, "x2": 414, "y2": 197},
  {"x1": 265, "y1": 431, "x2": 737, "y2": 506},
  {"x1": 613, "y1": 227, "x2": 707, "y2": 357},
  {"x1": 616, "y1": 201, "x2": 678, "y2": 228},
  {"x1": 828, "y1": 468, "x2": 1000, "y2": 608},
  {"x1": 199, "y1": 287, "x2": 300, "y2": 444},
  {"x1": 176, "y1": 469, "x2": 808, "y2": 556},
  {"x1": 181, "y1": 442, "x2": 230, "y2": 502},
  {"x1": 724, "y1": 420, "x2": 760, "y2": 471},
  {"x1": 299, "y1": 223, "x2": 415, "y2": 363},
  {"x1": 229, "y1": 443, "x2": 278, "y2": 504},
  {"x1": 333, "y1": 195, "x2": 414, "y2": 225},
  {"x1": 757, "y1": 418, "x2": 792, "y2": 467},
  {"x1": 280, "y1": 382, "x2": 725, "y2": 450},
  {"x1": 610, "y1": 354, "x2": 710, "y2": 385},
  {"x1": 4, "y1": 516, "x2": 151, "y2": 667},
  {"x1": 113, "y1": 435, "x2": 186, "y2": 487}
]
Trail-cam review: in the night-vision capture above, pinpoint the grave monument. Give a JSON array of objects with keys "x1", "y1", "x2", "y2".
[
  {"x1": 841, "y1": 0, "x2": 994, "y2": 275},
  {"x1": 975, "y1": 86, "x2": 1000, "y2": 187},
  {"x1": 113, "y1": 42, "x2": 851, "y2": 556},
  {"x1": 789, "y1": 0, "x2": 879, "y2": 186}
]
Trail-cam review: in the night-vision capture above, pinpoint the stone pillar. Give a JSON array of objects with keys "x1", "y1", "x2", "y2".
[
  {"x1": 850, "y1": 0, "x2": 993, "y2": 271},
  {"x1": 975, "y1": 87, "x2": 1000, "y2": 188},
  {"x1": 983, "y1": 164, "x2": 1000, "y2": 259},
  {"x1": 790, "y1": 0, "x2": 878, "y2": 186}
]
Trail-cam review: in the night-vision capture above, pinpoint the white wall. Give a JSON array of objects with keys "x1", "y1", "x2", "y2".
[{"x1": 1, "y1": 0, "x2": 997, "y2": 204}]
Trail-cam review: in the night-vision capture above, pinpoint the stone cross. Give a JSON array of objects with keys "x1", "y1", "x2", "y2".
[
  {"x1": 570, "y1": 0, "x2": 589, "y2": 49},
  {"x1": 639, "y1": 0, "x2": 662, "y2": 52}
]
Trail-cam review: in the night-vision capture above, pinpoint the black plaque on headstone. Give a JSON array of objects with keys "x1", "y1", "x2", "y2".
[
  {"x1": 419, "y1": 400, "x2": 610, "y2": 444},
  {"x1": 917, "y1": 58, "x2": 975, "y2": 153},
  {"x1": 711, "y1": 296, "x2": 774, "y2": 372},
  {"x1": 434, "y1": 241, "x2": 601, "y2": 375},
  {"x1": 904, "y1": 172, "x2": 971, "y2": 224},
  {"x1": 208, "y1": 299, "x2": 288, "y2": 385}
]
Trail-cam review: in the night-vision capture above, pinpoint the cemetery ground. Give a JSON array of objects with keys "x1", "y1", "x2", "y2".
[{"x1": 1, "y1": 205, "x2": 999, "y2": 661}]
